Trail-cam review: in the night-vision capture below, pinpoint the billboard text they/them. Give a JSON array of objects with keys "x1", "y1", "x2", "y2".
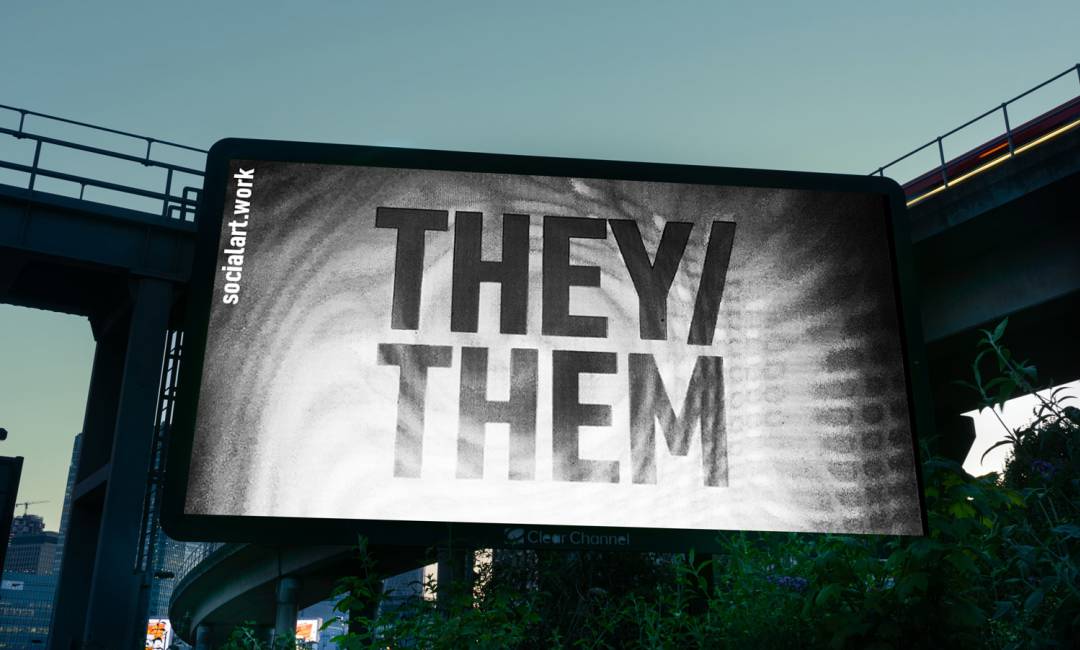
[{"x1": 172, "y1": 144, "x2": 925, "y2": 544}]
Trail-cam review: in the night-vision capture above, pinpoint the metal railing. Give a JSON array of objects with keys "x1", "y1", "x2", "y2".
[
  {"x1": 173, "y1": 541, "x2": 226, "y2": 584},
  {"x1": 872, "y1": 64, "x2": 1080, "y2": 194},
  {"x1": 136, "y1": 329, "x2": 184, "y2": 577},
  {"x1": 0, "y1": 104, "x2": 206, "y2": 220},
  {"x1": 7, "y1": 63, "x2": 1080, "y2": 222}
]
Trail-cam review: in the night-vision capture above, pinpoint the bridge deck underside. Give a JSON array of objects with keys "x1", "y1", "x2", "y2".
[
  {"x1": 911, "y1": 127, "x2": 1080, "y2": 460},
  {"x1": 0, "y1": 184, "x2": 194, "y2": 310},
  {"x1": 169, "y1": 543, "x2": 428, "y2": 642}
]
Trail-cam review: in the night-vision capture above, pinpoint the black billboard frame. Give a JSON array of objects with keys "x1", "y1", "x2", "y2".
[{"x1": 161, "y1": 138, "x2": 931, "y2": 552}]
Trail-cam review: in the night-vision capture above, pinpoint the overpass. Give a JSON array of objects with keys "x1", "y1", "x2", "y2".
[
  {"x1": 0, "y1": 105, "x2": 200, "y2": 649},
  {"x1": 0, "y1": 64, "x2": 1078, "y2": 648},
  {"x1": 874, "y1": 65, "x2": 1080, "y2": 460}
]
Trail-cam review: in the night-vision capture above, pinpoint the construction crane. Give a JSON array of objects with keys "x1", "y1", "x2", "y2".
[{"x1": 15, "y1": 500, "x2": 48, "y2": 517}]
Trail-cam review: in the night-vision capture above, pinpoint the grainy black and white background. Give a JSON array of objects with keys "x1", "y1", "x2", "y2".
[{"x1": 185, "y1": 160, "x2": 923, "y2": 535}]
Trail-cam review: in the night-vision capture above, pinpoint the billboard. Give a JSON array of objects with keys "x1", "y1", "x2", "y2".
[
  {"x1": 296, "y1": 619, "x2": 321, "y2": 643},
  {"x1": 146, "y1": 619, "x2": 171, "y2": 650},
  {"x1": 163, "y1": 139, "x2": 929, "y2": 550}
]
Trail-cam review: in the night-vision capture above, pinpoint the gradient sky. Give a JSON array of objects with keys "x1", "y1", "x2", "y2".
[{"x1": 1, "y1": 1, "x2": 1078, "y2": 530}]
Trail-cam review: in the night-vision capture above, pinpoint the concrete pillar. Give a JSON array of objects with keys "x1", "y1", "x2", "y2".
[
  {"x1": 194, "y1": 624, "x2": 213, "y2": 650},
  {"x1": 50, "y1": 278, "x2": 173, "y2": 650},
  {"x1": 274, "y1": 576, "x2": 301, "y2": 642},
  {"x1": 48, "y1": 309, "x2": 127, "y2": 650}
]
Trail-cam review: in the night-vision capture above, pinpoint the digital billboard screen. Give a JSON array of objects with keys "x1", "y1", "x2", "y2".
[{"x1": 163, "y1": 139, "x2": 928, "y2": 550}]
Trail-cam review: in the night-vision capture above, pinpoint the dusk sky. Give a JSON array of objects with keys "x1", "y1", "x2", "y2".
[{"x1": 2, "y1": 1, "x2": 1078, "y2": 529}]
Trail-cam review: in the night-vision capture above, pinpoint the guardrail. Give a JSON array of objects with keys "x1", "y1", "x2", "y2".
[
  {"x1": 0, "y1": 104, "x2": 206, "y2": 220},
  {"x1": 873, "y1": 64, "x2": 1080, "y2": 202},
  {"x1": 174, "y1": 541, "x2": 226, "y2": 584},
  {"x1": 8, "y1": 63, "x2": 1079, "y2": 223}
]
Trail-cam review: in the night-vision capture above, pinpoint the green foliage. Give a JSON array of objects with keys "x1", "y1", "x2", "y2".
[
  {"x1": 225, "y1": 320, "x2": 1078, "y2": 648},
  {"x1": 218, "y1": 621, "x2": 307, "y2": 650},
  {"x1": 320, "y1": 545, "x2": 543, "y2": 650}
]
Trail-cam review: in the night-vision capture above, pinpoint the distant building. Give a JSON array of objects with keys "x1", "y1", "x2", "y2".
[
  {"x1": 382, "y1": 567, "x2": 427, "y2": 609},
  {"x1": 9, "y1": 514, "x2": 44, "y2": 540},
  {"x1": 0, "y1": 505, "x2": 61, "y2": 648},
  {"x1": 0, "y1": 433, "x2": 81, "y2": 648},
  {"x1": 148, "y1": 530, "x2": 189, "y2": 617},
  {"x1": 0, "y1": 572, "x2": 58, "y2": 648},
  {"x1": 4, "y1": 531, "x2": 58, "y2": 575},
  {"x1": 55, "y1": 433, "x2": 82, "y2": 567}
]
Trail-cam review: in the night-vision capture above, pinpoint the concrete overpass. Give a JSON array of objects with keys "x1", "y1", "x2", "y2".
[
  {"x1": 0, "y1": 105, "x2": 200, "y2": 650},
  {"x1": 167, "y1": 543, "x2": 429, "y2": 645},
  {"x1": 907, "y1": 114, "x2": 1080, "y2": 461}
]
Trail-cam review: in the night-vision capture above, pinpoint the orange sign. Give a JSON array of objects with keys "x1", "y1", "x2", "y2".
[
  {"x1": 146, "y1": 619, "x2": 171, "y2": 650},
  {"x1": 295, "y1": 619, "x2": 320, "y2": 643}
]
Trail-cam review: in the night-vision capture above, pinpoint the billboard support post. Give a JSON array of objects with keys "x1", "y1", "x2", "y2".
[
  {"x1": 685, "y1": 551, "x2": 717, "y2": 615},
  {"x1": 436, "y1": 547, "x2": 475, "y2": 608},
  {"x1": 194, "y1": 624, "x2": 212, "y2": 650}
]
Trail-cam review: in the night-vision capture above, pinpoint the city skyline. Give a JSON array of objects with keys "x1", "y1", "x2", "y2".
[{"x1": 0, "y1": 438, "x2": 80, "y2": 647}]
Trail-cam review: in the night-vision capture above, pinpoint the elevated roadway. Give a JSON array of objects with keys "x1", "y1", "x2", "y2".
[
  {"x1": 168, "y1": 543, "x2": 428, "y2": 644},
  {"x1": 908, "y1": 120, "x2": 1080, "y2": 461},
  {"x1": 0, "y1": 181, "x2": 196, "y2": 650},
  {"x1": 0, "y1": 105, "x2": 202, "y2": 650}
]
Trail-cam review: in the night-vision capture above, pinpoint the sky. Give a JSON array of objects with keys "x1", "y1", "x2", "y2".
[{"x1": 1, "y1": 1, "x2": 1078, "y2": 530}]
